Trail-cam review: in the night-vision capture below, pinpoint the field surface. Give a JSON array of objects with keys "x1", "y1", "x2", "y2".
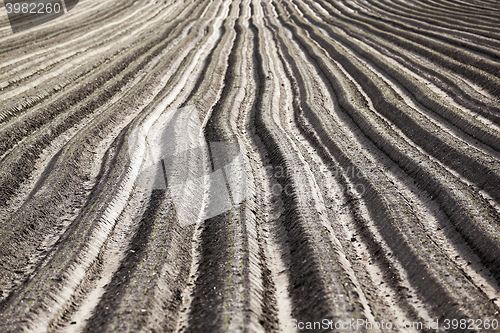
[{"x1": 0, "y1": 0, "x2": 500, "y2": 332}]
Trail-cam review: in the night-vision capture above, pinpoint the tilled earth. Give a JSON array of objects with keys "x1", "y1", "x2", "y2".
[{"x1": 0, "y1": 0, "x2": 500, "y2": 332}]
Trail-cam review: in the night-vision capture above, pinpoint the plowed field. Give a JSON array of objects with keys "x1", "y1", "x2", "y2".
[{"x1": 0, "y1": 0, "x2": 499, "y2": 332}]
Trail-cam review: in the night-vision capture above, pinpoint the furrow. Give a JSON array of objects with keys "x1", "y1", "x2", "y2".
[{"x1": 273, "y1": 0, "x2": 500, "y2": 319}]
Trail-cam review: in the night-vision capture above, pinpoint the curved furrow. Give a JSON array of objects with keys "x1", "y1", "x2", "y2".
[
  {"x1": 360, "y1": 0, "x2": 500, "y2": 45},
  {"x1": 383, "y1": 0, "x2": 500, "y2": 36},
  {"x1": 348, "y1": 0, "x2": 500, "y2": 59},
  {"x1": 81, "y1": 1, "x2": 242, "y2": 331},
  {"x1": 315, "y1": 1, "x2": 498, "y2": 104},
  {"x1": 264, "y1": 3, "x2": 402, "y2": 327},
  {"x1": 390, "y1": 1, "x2": 500, "y2": 35},
  {"x1": 80, "y1": 1, "x2": 244, "y2": 330},
  {"x1": 174, "y1": 1, "x2": 254, "y2": 332},
  {"x1": 0, "y1": 2, "x2": 184, "y2": 102},
  {"x1": 0, "y1": 2, "x2": 172, "y2": 103},
  {"x1": 0, "y1": 1, "x2": 133, "y2": 55},
  {"x1": 0, "y1": 2, "x2": 186, "y2": 128},
  {"x1": 0, "y1": 0, "x2": 219, "y2": 329},
  {"x1": 0, "y1": 3, "x2": 201, "y2": 211},
  {"x1": 0, "y1": 8, "x2": 197, "y2": 242},
  {"x1": 272, "y1": 0, "x2": 500, "y2": 318},
  {"x1": 242, "y1": 1, "x2": 384, "y2": 327},
  {"x1": 296, "y1": 0, "x2": 500, "y2": 152},
  {"x1": 270, "y1": 0, "x2": 476, "y2": 322},
  {"x1": 293, "y1": 0, "x2": 500, "y2": 199},
  {"x1": 423, "y1": 0, "x2": 500, "y2": 15},
  {"x1": 166, "y1": 1, "x2": 281, "y2": 331},
  {"x1": 280, "y1": 0, "x2": 500, "y2": 208},
  {"x1": 278, "y1": 0, "x2": 500, "y2": 264},
  {"x1": 262, "y1": 3, "x2": 420, "y2": 324},
  {"x1": 223, "y1": 2, "x2": 293, "y2": 331},
  {"x1": 307, "y1": 0, "x2": 500, "y2": 136},
  {"x1": 316, "y1": 0, "x2": 500, "y2": 97},
  {"x1": 401, "y1": 0, "x2": 500, "y2": 23}
]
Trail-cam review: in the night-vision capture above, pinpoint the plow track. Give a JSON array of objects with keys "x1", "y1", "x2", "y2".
[{"x1": 0, "y1": 0, "x2": 499, "y2": 331}]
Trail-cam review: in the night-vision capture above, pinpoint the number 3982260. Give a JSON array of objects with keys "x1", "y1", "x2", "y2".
[{"x1": 5, "y1": 2, "x2": 62, "y2": 14}]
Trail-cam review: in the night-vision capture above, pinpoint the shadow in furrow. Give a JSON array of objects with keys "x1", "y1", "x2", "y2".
[
  {"x1": 275, "y1": 0, "x2": 500, "y2": 291},
  {"x1": 184, "y1": 3, "x2": 238, "y2": 332},
  {"x1": 247, "y1": 2, "x2": 334, "y2": 326},
  {"x1": 83, "y1": 189, "x2": 166, "y2": 332}
]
